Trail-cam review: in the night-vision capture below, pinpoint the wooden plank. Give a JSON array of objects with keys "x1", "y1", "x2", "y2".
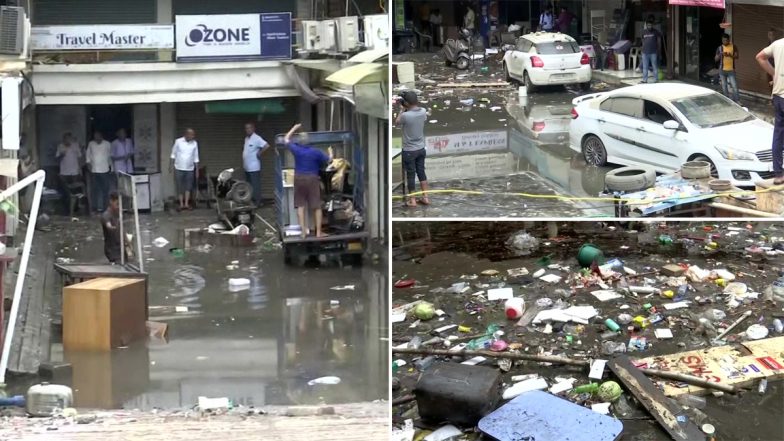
[
  {"x1": 608, "y1": 355, "x2": 704, "y2": 441},
  {"x1": 634, "y1": 336, "x2": 784, "y2": 396},
  {"x1": 436, "y1": 82, "x2": 510, "y2": 88}
]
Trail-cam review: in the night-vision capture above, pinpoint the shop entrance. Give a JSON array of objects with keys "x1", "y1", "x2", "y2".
[
  {"x1": 680, "y1": 6, "x2": 726, "y2": 84},
  {"x1": 88, "y1": 105, "x2": 133, "y2": 143}
]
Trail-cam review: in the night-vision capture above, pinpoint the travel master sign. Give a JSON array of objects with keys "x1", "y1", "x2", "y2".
[
  {"x1": 175, "y1": 13, "x2": 292, "y2": 61},
  {"x1": 31, "y1": 25, "x2": 174, "y2": 50}
]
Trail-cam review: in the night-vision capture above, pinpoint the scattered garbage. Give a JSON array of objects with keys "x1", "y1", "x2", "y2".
[
  {"x1": 198, "y1": 396, "x2": 231, "y2": 411},
  {"x1": 152, "y1": 237, "x2": 169, "y2": 247}
]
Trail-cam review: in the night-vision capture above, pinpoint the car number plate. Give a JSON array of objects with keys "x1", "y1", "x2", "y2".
[{"x1": 347, "y1": 242, "x2": 363, "y2": 251}]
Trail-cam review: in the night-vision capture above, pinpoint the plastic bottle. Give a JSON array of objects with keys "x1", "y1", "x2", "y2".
[
  {"x1": 758, "y1": 378, "x2": 768, "y2": 394},
  {"x1": 573, "y1": 383, "x2": 599, "y2": 394},
  {"x1": 408, "y1": 336, "x2": 422, "y2": 349},
  {"x1": 414, "y1": 355, "x2": 437, "y2": 371},
  {"x1": 659, "y1": 235, "x2": 673, "y2": 245},
  {"x1": 604, "y1": 318, "x2": 621, "y2": 332},
  {"x1": 773, "y1": 319, "x2": 783, "y2": 334},
  {"x1": 676, "y1": 394, "x2": 706, "y2": 409},
  {"x1": 505, "y1": 298, "x2": 525, "y2": 319}
]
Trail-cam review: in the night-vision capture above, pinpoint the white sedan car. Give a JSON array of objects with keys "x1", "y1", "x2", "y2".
[
  {"x1": 503, "y1": 32, "x2": 592, "y2": 92},
  {"x1": 569, "y1": 83, "x2": 774, "y2": 187}
]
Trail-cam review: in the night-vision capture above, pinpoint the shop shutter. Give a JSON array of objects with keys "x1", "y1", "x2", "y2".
[
  {"x1": 734, "y1": 3, "x2": 784, "y2": 95},
  {"x1": 32, "y1": 0, "x2": 156, "y2": 25},
  {"x1": 175, "y1": 100, "x2": 298, "y2": 200},
  {"x1": 173, "y1": 0, "x2": 296, "y2": 16}
]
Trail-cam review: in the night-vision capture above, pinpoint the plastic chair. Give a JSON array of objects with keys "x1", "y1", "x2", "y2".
[{"x1": 629, "y1": 47, "x2": 640, "y2": 71}]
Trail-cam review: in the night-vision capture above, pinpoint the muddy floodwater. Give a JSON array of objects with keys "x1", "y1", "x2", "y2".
[
  {"x1": 8, "y1": 208, "x2": 388, "y2": 411},
  {"x1": 392, "y1": 221, "x2": 784, "y2": 441}
]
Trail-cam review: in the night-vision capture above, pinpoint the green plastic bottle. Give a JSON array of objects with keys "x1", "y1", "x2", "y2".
[
  {"x1": 574, "y1": 383, "x2": 599, "y2": 394},
  {"x1": 466, "y1": 324, "x2": 501, "y2": 350}
]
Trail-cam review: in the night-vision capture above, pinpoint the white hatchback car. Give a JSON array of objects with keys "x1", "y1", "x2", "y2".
[
  {"x1": 503, "y1": 32, "x2": 592, "y2": 92},
  {"x1": 569, "y1": 83, "x2": 774, "y2": 187}
]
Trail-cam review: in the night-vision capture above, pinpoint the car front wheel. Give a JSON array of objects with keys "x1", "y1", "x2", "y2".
[
  {"x1": 582, "y1": 135, "x2": 608, "y2": 166},
  {"x1": 690, "y1": 155, "x2": 719, "y2": 178},
  {"x1": 503, "y1": 63, "x2": 512, "y2": 82},
  {"x1": 580, "y1": 82, "x2": 591, "y2": 91}
]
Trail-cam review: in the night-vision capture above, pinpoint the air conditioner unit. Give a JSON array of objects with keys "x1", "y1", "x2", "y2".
[
  {"x1": 319, "y1": 19, "x2": 337, "y2": 53},
  {"x1": 363, "y1": 14, "x2": 389, "y2": 50},
  {"x1": 0, "y1": 6, "x2": 25, "y2": 55},
  {"x1": 336, "y1": 16, "x2": 359, "y2": 52},
  {"x1": 302, "y1": 20, "x2": 321, "y2": 51}
]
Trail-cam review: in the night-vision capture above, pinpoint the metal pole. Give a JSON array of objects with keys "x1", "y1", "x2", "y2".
[{"x1": 0, "y1": 170, "x2": 45, "y2": 385}]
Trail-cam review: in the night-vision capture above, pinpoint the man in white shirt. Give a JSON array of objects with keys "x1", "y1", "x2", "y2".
[
  {"x1": 56, "y1": 132, "x2": 83, "y2": 214},
  {"x1": 242, "y1": 122, "x2": 269, "y2": 206},
  {"x1": 86, "y1": 131, "x2": 113, "y2": 213},
  {"x1": 757, "y1": 38, "x2": 784, "y2": 184},
  {"x1": 111, "y1": 128, "x2": 135, "y2": 174},
  {"x1": 170, "y1": 128, "x2": 200, "y2": 211}
]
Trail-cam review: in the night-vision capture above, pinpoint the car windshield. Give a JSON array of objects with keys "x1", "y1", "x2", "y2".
[
  {"x1": 670, "y1": 93, "x2": 755, "y2": 128},
  {"x1": 536, "y1": 41, "x2": 578, "y2": 54}
]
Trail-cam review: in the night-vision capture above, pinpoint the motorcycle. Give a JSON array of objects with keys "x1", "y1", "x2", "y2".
[
  {"x1": 443, "y1": 28, "x2": 473, "y2": 70},
  {"x1": 214, "y1": 168, "x2": 255, "y2": 229}
]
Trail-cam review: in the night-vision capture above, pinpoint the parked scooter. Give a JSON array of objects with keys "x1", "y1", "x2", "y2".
[
  {"x1": 214, "y1": 168, "x2": 255, "y2": 229},
  {"x1": 443, "y1": 28, "x2": 473, "y2": 70}
]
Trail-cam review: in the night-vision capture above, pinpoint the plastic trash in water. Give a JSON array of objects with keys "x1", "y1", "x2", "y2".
[
  {"x1": 152, "y1": 237, "x2": 169, "y2": 247},
  {"x1": 506, "y1": 231, "x2": 539, "y2": 255},
  {"x1": 198, "y1": 396, "x2": 231, "y2": 411},
  {"x1": 308, "y1": 376, "x2": 341, "y2": 386},
  {"x1": 676, "y1": 394, "x2": 706, "y2": 409},
  {"x1": 228, "y1": 278, "x2": 251, "y2": 292},
  {"x1": 424, "y1": 424, "x2": 463, "y2": 441},
  {"x1": 459, "y1": 98, "x2": 474, "y2": 106}
]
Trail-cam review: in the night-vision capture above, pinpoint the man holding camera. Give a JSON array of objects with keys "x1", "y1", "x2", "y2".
[{"x1": 395, "y1": 91, "x2": 430, "y2": 208}]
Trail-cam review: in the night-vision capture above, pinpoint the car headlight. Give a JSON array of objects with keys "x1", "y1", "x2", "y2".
[{"x1": 715, "y1": 146, "x2": 757, "y2": 161}]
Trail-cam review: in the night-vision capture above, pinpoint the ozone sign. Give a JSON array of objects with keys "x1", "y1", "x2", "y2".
[{"x1": 176, "y1": 13, "x2": 291, "y2": 61}]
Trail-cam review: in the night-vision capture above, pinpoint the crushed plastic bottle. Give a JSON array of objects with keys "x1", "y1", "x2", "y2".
[
  {"x1": 408, "y1": 336, "x2": 422, "y2": 349},
  {"x1": 466, "y1": 324, "x2": 502, "y2": 350},
  {"x1": 676, "y1": 394, "x2": 706, "y2": 409}
]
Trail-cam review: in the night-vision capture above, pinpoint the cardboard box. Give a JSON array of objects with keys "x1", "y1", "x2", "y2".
[
  {"x1": 63, "y1": 278, "x2": 147, "y2": 351},
  {"x1": 282, "y1": 168, "x2": 295, "y2": 186}
]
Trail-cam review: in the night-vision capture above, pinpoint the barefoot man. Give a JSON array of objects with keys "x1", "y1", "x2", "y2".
[
  {"x1": 757, "y1": 36, "x2": 784, "y2": 184},
  {"x1": 395, "y1": 91, "x2": 430, "y2": 207},
  {"x1": 284, "y1": 124, "x2": 332, "y2": 238}
]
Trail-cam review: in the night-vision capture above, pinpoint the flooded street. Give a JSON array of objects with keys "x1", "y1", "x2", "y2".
[
  {"x1": 7, "y1": 208, "x2": 388, "y2": 411},
  {"x1": 393, "y1": 53, "x2": 617, "y2": 218},
  {"x1": 392, "y1": 221, "x2": 784, "y2": 440}
]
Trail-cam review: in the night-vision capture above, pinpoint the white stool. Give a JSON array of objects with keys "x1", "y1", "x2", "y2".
[{"x1": 629, "y1": 47, "x2": 640, "y2": 71}]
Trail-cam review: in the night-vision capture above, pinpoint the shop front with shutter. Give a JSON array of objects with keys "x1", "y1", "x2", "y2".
[
  {"x1": 732, "y1": 2, "x2": 784, "y2": 95},
  {"x1": 32, "y1": 0, "x2": 156, "y2": 24},
  {"x1": 174, "y1": 99, "x2": 299, "y2": 201}
]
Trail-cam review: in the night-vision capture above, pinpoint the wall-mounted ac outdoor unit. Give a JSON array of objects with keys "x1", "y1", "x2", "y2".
[
  {"x1": 302, "y1": 20, "x2": 321, "y2": 51},
  {"x1": 363, "y1": 14, "x2": 389, "y2": 50},
  {"x1": 319, "y1": 20, "x2": 337, "y2": 53},
  {"x1": 336, "y1": 16, "x2": 359, "y2": 52},
  {"x1": 0, "y1": 6, "x2": 25, "y2": 55}
]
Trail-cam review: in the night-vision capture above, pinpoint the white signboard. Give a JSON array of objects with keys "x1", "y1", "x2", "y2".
[
  {"x1": 1, "y1": 77, "x2": 22, "y2": 151},
  {"x1": 31, "y1": 25, "x2": 174, "y2": 50},
  {"x1": 425, "y1": 130, "x2": 508, "y2": 156},
  {"x1": 175, "y1": 14, "x2": 261, "y2": 60},
  {"x1": 426, "y1": 152, "x2": 515, "y2": 181}
]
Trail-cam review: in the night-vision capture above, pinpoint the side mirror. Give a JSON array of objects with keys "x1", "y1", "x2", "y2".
[{"x1": 663, "y1": 120, "x2": 680, "y2": 130}]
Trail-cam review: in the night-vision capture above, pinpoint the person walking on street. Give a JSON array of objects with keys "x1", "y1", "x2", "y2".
[
  {"x1": 56, "y1": 132, "x2": 82, "y2": 214},
  {"x1": 242, "y1": 122, "x2": 269, "y2": 206},
  {"x1": 283, "y1": 123, "x2": 332, "y2": 238},
  {"x1": 539, "y1": 5, "x2": 555, "y2": 32},
  {"x1": 111, "y1": 128, "x2": 134, "y2": 175},
  {"x1": 170, "y1": 128, "x2": 200, "y2": 211},
  {"x1": 395, "y1": 91, "x2": 430, "y2": 208},
  {"x1": 101, "y1": 192, "x2": 124, "y2": 264},
  {"x1": 757, "y1": 38, "x2": 784, "y2": 184},
  {"x1": 641, "y1": 20, "x2": 662, "y2": 83},
  {"x1": 86, "y1": 131, "x2": 112, "y2": 213},
  {"x1": 715, "y1": 34, "x2": 740, "y2": 103}
]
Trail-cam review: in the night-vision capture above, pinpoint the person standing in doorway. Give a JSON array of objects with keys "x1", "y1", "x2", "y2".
[
  {"x1": 430, "y1": 9, "x2": 443, "y2": 46},
  {"x1": 101, "y1": 192, "x2": 123, "y2": 264},
  {"x1": 86, "y1": 131, "x2": 112, "y2": 214},
  {"x1": 715, "y1": 34, "x2": 740, "y2": 103},
  {"x1": 757, "y1": 38, "x2": 784, "y2": 184},
  {"x1": 242, "y1": 122, "x2": 269, "y2": 206},
  {"x1": 557, "y1": 6, "x2": 574, "y2": 35},
  {"x1": 464, "y1": 5, "x2": 476, "y2": 35},
  {"x1": 539, "y1": 5, "x2": 555, "y2": 32},
  {"x1": 170, "y1": 128, "x2": 200, "y2": 211},
  {"x1": 56, "y1": 132, "x2": 82, "y2": 214},
  {"x1": 395, "y1": 91, "x2": 430, "y2": 208},
  {"x1": 479, "y1": 3, "x2": 491, "y2": 48},
  {"x1": 283, "y1": 123, "x2": 332, "y2": 238},
  {"x1": 111, "y1": 128, "x2": 134, "y2": 176},
  {"x1": 641, "y1": 20, "x2": 662, "y2": 83}
]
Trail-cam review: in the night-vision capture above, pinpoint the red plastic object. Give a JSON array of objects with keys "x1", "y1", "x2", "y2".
[{"x1": 394, "y1": 279, "x2": 416, "y2": 288}]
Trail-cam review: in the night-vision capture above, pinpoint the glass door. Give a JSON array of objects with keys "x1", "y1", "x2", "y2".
[{"x1": 681, "y1": 6, "x2": 700, "y2": 82}]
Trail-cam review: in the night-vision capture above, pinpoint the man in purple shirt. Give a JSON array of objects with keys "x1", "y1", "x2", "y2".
[
  {"x1": 284, "y1": 123, "x2": 332, "y2": 238},
  {"x1": 111, "y1": 128, "x2": 134, "y2": 174}
]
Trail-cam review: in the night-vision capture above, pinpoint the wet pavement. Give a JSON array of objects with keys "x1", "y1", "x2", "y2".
[
  {"x1": 7, "y1": 207, "x2": 388, "y2": 411},
  {"x1": 392, "y1": 221, "x2": 784, "y2": 441},
  {"x1": 392, "y1": 52, "x2": 617, "y2": 218}
]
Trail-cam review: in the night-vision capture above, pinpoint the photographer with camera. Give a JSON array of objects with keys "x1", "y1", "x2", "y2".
[{"x1": 395, "y1": 91, "x2": 430, "y2": 208}]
